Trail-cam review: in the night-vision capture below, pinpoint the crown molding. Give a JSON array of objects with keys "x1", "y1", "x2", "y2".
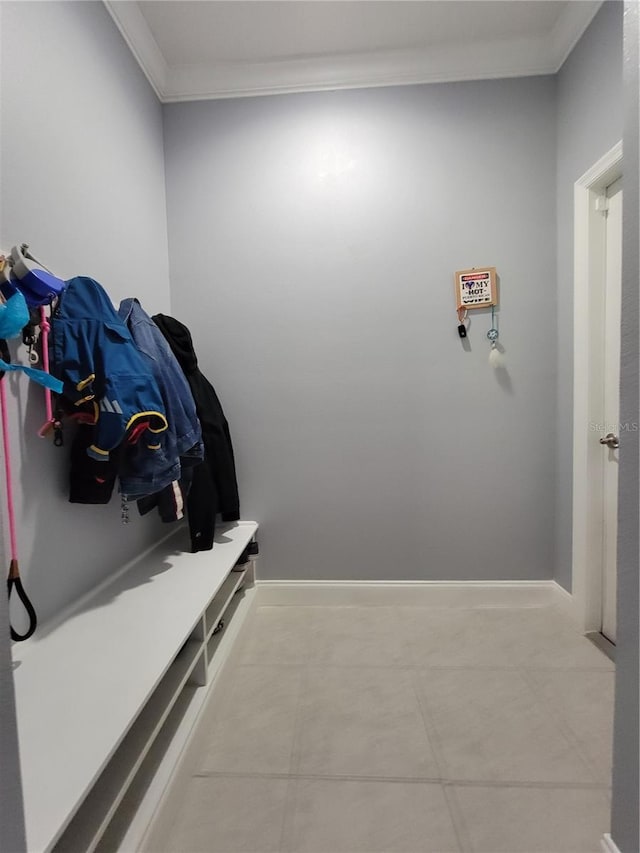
[
  {"x1": 163, "y1": 37, "x2": 553, "y2": 103},
  {"x1": 103, "y1": 0, "x2": 168, "y2": 100},
  {"x1": 551, "y1": 0, "x2": 603, "y2": 68},
  {"x1": 103, "y1": 1, "x2": 603, "y2": 104}
]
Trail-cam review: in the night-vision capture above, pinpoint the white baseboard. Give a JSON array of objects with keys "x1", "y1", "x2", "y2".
[
  {"x1": 550, "y1": 579, "x2": 579, "y2": 625},
  {"x1": 601, "y1": 833, "x2": 622, "y2": 853},
  {"x1": 255, "y1": 579, "x2": 573, "y2": 610}
]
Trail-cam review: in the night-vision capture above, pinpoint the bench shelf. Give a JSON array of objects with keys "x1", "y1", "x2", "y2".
[{"x1": 12, "y1": 520, "x2": 258, "y2": 853}]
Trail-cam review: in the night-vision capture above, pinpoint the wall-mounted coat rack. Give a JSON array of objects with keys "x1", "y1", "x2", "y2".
[{"x1": 453, "y1": 266, "x2": 504, "y2": 367}]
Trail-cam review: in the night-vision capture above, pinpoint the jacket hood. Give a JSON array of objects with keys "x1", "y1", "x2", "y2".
[
  {"x1": 60, "y1": 277, "x2": 126, "y2": 325},
  {"x1": 152, "y1": 313, "x2": 199, "y2": 374}
]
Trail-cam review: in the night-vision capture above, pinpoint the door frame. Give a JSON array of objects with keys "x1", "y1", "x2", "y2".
[{"x1": 572, "y1": 140, "x2": 623, "y2": 633}]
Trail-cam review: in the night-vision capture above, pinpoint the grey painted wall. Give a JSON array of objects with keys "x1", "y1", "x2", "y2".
[
  {"x1": 0, "y1": 1, "x2": 171, "y2": 625},
  {"x1": 610, "y1": 6, "x2": 639, "y2": 850},
  {"x1": 164, "y1": 77, "x2": 558, "y2": 583},
  {"x1": 555, "y1": 1, "x2": 623, "y2": 591}
]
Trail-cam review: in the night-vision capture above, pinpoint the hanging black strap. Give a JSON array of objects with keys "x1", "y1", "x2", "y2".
[
  {"x1": 0, "y1": 338, "x2": 8, "y2": 378},
  {"x1": 7, "y1": 560, "x2": 37, "y2": 642}
]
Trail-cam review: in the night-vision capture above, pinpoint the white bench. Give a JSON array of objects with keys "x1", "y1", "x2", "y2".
[{"x1": 12, "y1": 520, "x2": 259, "y2": 853}]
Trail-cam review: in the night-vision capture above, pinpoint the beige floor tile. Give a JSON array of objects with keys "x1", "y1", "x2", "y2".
[
  {"x1": 296, "y1": 667, "x2": 439, "y2": 778},
  {"x1": 283, "y1": 779, "x2": 460, "y2": 852},
  {"x1": 397, "y1": 607, "x2": 517, "y2": 668},
  {"x1": 195, "y1": 665, "x2": 303, "y2": 774},
  {"x1": 452, "y1": 784, "x2": 610, "y2": 853},
  {"x1": 308, "y1": 606, "x2": 407, "y2": 667},
  {"x1": 148, "y1": 604, "x2": 615, "y2": 853},
  {"x1": 527, "y1": 669, "x2": 615, "y2": 783},
  {"x1": 234, "y1": 606, "x2": 313, "y2": 665},
  {"x1": 145, "y1": 775, "x2": 288, "y2": 853},
  {"x1": 488, "y1": 608, "x2": 614, "y2": 670},
  {"x1": 416, "y1": 668, "x2": 595, "y2": 783},
  {"x1": 399, "y1": 606, "x2": 612, "y2": 670}
]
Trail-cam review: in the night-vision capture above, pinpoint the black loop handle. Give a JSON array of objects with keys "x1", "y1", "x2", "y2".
[
  {"x1": 7, "y1": 567, "x2": 37, "y2": 642},
  {"x1": 0, "y1": 338, "x2": 9, "y2": 380}
]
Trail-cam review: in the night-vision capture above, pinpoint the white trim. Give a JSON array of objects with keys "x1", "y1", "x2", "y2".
[
  {"x1": 552, "y1": 580, "x2": 579, "y2": 627},
  {"x1": 254, "y1": 579, "x2": 571, "y2": 610},
  {"x1": 551, "y1": 1, "x2": 603, "y2": 70},
  {"x1": 103, "y1": 1, "x2": 168, "y2": 100},
  {"x1": 572, "y1": 142, "x2": 623, "y2": 633},
  {"x1": 576, "y1": 143, "x2": 624, "y2": 191},
  {"x1": 103, "y1": 1, "x2": 601, "y2": 104},
  {"x1": 601, "y1": 833, "x2": 622, "y2": 853},
  {"x1": 163, "y1": 39, "x2": 554, "y2": 104}
]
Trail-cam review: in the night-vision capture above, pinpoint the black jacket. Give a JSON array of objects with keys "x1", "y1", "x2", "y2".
[{"x1": 152, "y1": 314, "x2": 240, "y2": 551}]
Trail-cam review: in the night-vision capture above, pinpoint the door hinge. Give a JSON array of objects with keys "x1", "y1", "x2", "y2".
[{"x1": 595, "y1": 195, "x2": 610, "y2": 214}]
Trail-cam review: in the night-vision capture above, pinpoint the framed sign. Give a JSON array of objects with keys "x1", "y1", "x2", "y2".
[{"x1": 455, "y1": 267, "x2": 497, "y2": 310}]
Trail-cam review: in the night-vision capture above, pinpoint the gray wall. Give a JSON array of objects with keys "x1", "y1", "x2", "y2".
[
  {"x1": 610, "y1": 6, "x2": 639, "y2": 849},
  {"x1": 555, "y1": 1, "x2": 623, "y2": 591},
  {"x1": 164, "y1": 77, "x2": 558, "y2": 583},
  {"x1": 0, "y1": 1, "x2": 171, "y2": 625}
]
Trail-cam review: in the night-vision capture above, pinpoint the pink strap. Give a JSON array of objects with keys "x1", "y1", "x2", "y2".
[
  {"x1": 37, "y1": 306, "x2": 54, "y2": 437},
  {"x1": 0, "y1": 377, "x2": 18, "y2": 561}
]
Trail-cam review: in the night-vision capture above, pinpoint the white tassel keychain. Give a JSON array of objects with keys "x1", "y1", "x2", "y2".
[
  {"x1": 489, "y1": 342, "x2": 504, "y2": 368},
  {"x1": 487, "y1": 307, "x2": 504, "y2": 368}
]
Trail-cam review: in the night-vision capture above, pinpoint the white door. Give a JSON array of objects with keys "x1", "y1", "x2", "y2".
[{"x1": 600, "y1": 176, "x2": 622, "y2": 644}]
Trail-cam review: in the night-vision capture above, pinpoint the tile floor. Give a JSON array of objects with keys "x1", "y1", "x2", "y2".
[{"x1": 144, "y1": 604, "x2": 614, "y2": 853}]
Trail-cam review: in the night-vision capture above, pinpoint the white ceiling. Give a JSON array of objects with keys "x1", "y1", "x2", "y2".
[{"x1": 104, "y1": 0, "x2": 603, "y2": 103}]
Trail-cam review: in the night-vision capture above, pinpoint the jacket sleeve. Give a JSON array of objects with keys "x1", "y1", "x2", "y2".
[
  {"x1": 51, "y1": 320, "x2": 98, "y2": 407},
  {"x1": 87, "y1": 373, "x2": 168, "y2": 462},
  {"x1": 198, "y1": 375, "x2": 241, "y2": 520},
  {"x1": 88, "y1": 320, "x2": 169, "y2": 461}
]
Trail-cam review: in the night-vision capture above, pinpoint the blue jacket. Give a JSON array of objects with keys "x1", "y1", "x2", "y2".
[
  {"x1": 51, "y1": 277, "x2": 168, "y2": 464},
  {"x1": 118, "y1": 298, "x2": 203, "y2": 499}
]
